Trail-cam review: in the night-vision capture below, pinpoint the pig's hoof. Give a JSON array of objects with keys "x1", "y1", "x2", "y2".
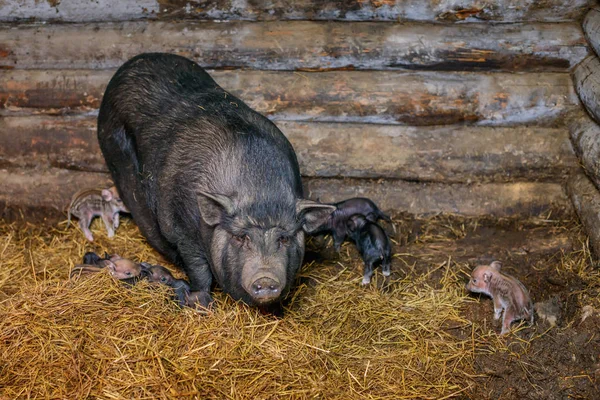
[
  {"x1": 187, "y1": 291, "x2": 214, "y2": 310},
  {"x1": 382, "y1": 270, "x2": 391, "y2": 277},
  {"x1": 362, "y1": 277, "x2": 371, "y2": 285}
]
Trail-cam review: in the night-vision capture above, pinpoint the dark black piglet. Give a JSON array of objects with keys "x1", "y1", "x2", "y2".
[
  {"x1": 312, "y1": 197, "x2": 391, "y2": 252},
  {"x1": 141, "y1": 262, "x2": 191, "y2": 307},
  {"x1": 346, "y1": 214, "x2": 392, "y2": 285}
]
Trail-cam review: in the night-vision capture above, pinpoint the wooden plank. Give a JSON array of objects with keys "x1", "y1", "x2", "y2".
[
  {"x1": 0, "y1": 168, "x2": 570, "y2": 218},
  {"x1": 0, "y1": 69, "x2": 579, "y2": 126},
  {"x1": 567, "y1": 110, "x2": 600, "y2": 191},
  {"x1": 583, "y1": 8, "x2": 600, "y2": 58},
  {"x1": 0, "y1": 21, "x2": 587, "y2": 72},
  {"x1": 567, "y1": 171, "x2": 600, "y2": 258},
  {"x1": 0, "y1": 115, "x2": 578, "y2": 182},
  {"x1": 0, "y1": 0, "x2": 593, "y2": 23},
  {"x1": 573, "y1": 55, "x2": 600, "y2": 125}
]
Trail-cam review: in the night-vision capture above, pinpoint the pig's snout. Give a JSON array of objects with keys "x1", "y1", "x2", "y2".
[{"x1": 249, "y1": 276, "x2": 283, "y2": 303}]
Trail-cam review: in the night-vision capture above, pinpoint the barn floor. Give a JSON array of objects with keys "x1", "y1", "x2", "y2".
[{"x1": 0, "y1": 212, "x2": 599, "y2": 399}]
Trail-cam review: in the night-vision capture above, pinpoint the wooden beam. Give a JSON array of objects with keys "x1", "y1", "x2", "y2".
[
  {"x1": 0, "y1": 21, "x2": 587, "y2": 72},
  {"x1": 0, "y1": 168, "x2": 570, "y2": 218},
  {"x1": 0, "y1": 0, "x2": 593, "y2": 23},
  {"x1": 0, "y1": 70, "x2": 579, "y2": 126},
  {"x1": 567, "y1": 171, "x2": 600, "y2": 258},
  {"x1": 583, "y1": 8, "x2": 600, "y2": 58},
  {"x1": 0, "y1": 115, "x2": 578, "y2": 183},
  {"x1": 573, "y1": 55, "x2": 600, "y2": 125},
  {"x1": 568, "y1": 110, "x2": 600, "y2": 191}
]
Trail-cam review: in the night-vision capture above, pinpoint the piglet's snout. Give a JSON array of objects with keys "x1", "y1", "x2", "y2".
[{"x1": 250, "y1": 275, "x2": 283, "y2": 302}]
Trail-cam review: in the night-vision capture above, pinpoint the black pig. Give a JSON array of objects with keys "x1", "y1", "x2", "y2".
[
  {"x1": 141, "y1": 262, "x2": 191, "y2": 307},
  {"x1": 346, "y1": 214, "x2": 392, "y2": 285},
  {"x1": 97, "y1": 53, "x2": 335, "y2": 309},
  {"x1": 312, "y1": 197, "x2": 391, "y2": 252}
]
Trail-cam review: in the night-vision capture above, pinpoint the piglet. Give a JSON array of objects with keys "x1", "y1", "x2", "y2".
[
  {"x1": 141, "y1": 262, "x2": 191, "y2": 307},
  {"x1": 68, "y1": 186, "x2": 129, "y2": 242},
  {"x1": 312, "y1": 197, "x2": 391, "y2": 252},
  {"x1": 466, "y1": 261, "x2": 534, "y2": 335},
  {"x1": 346, "y1": 214, "x2": 392, "y2": 285},
  {"x1": 71, "y1": 252, "x2": 143, "y2": 283}
]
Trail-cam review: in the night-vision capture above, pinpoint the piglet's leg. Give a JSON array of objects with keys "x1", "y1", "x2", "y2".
[
  {"x1": 78, "y1": 214, "x2": 94, "y2": 242},
  {"x1": 500, "y1": 307, "x2": 516, "y2": 335},
  {"x1": 362, "y1": 261, "x2": 373, "y2": 285},
  {"x1": 113, "y1": 212, "x2": 120, "y2": 229},
  {"x1": 382, "y1": 257, "x2": 391, "y2": 277},
  {"x1": 101, "y1": 212, "x2": 115, "y2": 238},
  {"x1": 332, "y1": 232, "x2": 344, "y2": 253},
  {"x1": 493, "y1": 297, "x2": 503, "y2": 320}
]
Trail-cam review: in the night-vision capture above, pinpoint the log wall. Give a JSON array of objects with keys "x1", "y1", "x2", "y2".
[{"x1": 0, "y1": 0, "x2": 592, "y2": 219}]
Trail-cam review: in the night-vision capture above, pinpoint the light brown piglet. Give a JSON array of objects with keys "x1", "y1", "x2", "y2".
[
  {"x1": 466, "y1": 261, "x2": 534, "y2": 335},
  {"x1": 68, "y1": 186, "x2": 129, "y2": 241}
]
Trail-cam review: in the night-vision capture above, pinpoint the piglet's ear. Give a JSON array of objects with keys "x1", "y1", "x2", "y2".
[
  {"x1": 197, "y1": 191, "x2": 236, "y2": 226},
  {"x1": 296, "y1": 199, "x2": 336, "y2": 233},
  {"x1": 101, "y1": 188, "x2": 113, "y2": 201},
  {"x1": 483, "y1": 271, "x2": 492, "y2": 283},
  {"x1": 490, "y1": 261, "x2": 502, "y2": 271}
]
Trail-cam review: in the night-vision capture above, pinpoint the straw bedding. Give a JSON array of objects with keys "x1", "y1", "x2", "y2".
[{"x1": 0, "y1": 214, "x2": 597, "y2": 399}]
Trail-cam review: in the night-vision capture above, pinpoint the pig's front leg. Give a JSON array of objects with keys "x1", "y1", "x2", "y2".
[
  {"x1": 101, "y1": 212, "x2": 115, "y2": 238},
  {"x1": 178, "y1": 243, "x2": 214, "y2": 309},
  {"x1": 493, "y1": 296, "x2": 503, "y2": 320},
  {"x1": 113, "y1": 212, "x2": 120, "y2": 229}
]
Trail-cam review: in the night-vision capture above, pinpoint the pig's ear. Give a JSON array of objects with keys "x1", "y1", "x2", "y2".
[
  {"x1": 490, "y1": 261, "x2": 502, "y2": 271},
  {"x1": 101, "y1": 188, "x2": 113, "y2": 201},
  {"x1": 483, "y1": 271, "x2": 492, "y2": 283},
  {"x1": 296, "y1": 199, "x2": 336, "y2": 233},
  {"x1": 197, "y1": 191, "x2": 236, "y2": 226}
]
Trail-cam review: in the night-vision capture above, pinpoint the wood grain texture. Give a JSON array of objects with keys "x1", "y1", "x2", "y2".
[
  {"x1": 0, "y1": 115, "x2": 578, "y2": 182},
  {"x1": 573, "y1": 55, "x2": 600, "y2": 125},
  {"x1": 0, "y1": 20, "x2": 587, "y2": 72},
  {"x1": 0, "y1": 69, "x2": 579, "y2": 126},
  {"x1": 568, "y1": 110, "x2": 600, "y2": 191},
  {"x1": 0, "y1": 168, "x2": 569, "y2": 217},
  {"x1": 567, "y1": 171, "x2": 600, "y2": 258},
  {"x1": 0, "y1": 0, "x2": 593, "y2": 22}
]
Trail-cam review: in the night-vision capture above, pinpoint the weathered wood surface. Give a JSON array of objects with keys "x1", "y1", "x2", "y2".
[
  {"x1": 0, "y1": 70, "x2": 578, "y2": 125},
  {"x1": 568, "y1": 110, "x2": 600, "y2": 191},
  {"x1": 0, "y1": 115, "x2": 578, "y2": 182},
  {"x1": 0, "y1": 21, "x2": 588, "y2": 72},
  {"x1": 304, "y1": 179, "x2": 568, "y2": 216},
  {"x1": 583, "y1": 8, "x2": 600, "y2": 58},
  {"x1": 0, "y1": 0, "x2": 593, "y2": 22},
  {"x1": 0, "y1": 168, "x2": 569, "y2": 217},
  {"x1": 567, "y1": 172, "x2": 600, "y2": 258},
  {"x1": 573, "y1": 55, "x2": 600, "y2": 125}
]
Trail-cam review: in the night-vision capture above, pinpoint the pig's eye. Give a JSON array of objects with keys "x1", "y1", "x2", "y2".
[
  {"x1": 126, "y1": 271, "x2": 132, "y2": 276},
  {"x1": 233, "y1": 234, "x2": 250, "y2": 246},
  {"x1": 160, "y1": 277, "x2": 167, "y2": 283},
  {"x1": 472, "y1": 279, "x2": 477, "y2": 284},
  {"x1": 278, "y1": 235, "x2": 291, "y2": 247}
]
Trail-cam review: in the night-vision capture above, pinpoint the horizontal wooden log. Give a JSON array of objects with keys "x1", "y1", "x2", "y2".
[
  {"x1": 0, "y1": 21, "x2": 588, "y2": 72},
  {"x1": 573, "y1": 55, "x2": 600, "y2": 125},
  {"x1": 567, "y1": 171, "x2": 600, "y2": 258},
  {"x1": 567, "y1": 110, "x2": 600, "y2": 191},
  {"x1": 583, "y1": 8, "x2": 600, "y2": 58},
  {"x1": 0, "y1": 168, "x2": 570, "y2": 217},
  {"x1": 0, "y1": 0, "x2": 593, "y2": 23},
  {"x1": 0, "y1": 115, "x2": 578, "y2": 183},
  {"x1": 0, "y1": 70, "x2": 579, "y2": 126}
]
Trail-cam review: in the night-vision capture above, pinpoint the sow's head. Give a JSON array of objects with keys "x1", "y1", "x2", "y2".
[{"x1": 197, "y1": 191, "x2": 335, "y2": 306}]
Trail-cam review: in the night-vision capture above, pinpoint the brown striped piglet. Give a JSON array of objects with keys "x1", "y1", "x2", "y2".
[
  {"x1": 68, "y1": 186, "x2": 129, "y2": 242},
  {"x1": 466, "y1": 261, "x2": 534, "y2": 335},
  {"x1": 312, "y1": 197, "x2": 391, "y2": 252},
  {"x1": 70, "y1": 251, "x2": 144, "y2": 284},
  {"x1": 346, "y1": 214, "x2": 392, "y2": 285},
  {"x1": 141, "y1": 262, "x2": 191, "y2": 307}
]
